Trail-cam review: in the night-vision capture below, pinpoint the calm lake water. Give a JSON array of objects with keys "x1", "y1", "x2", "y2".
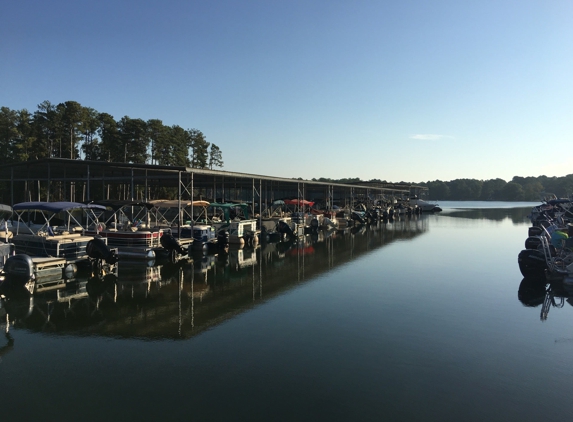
[{"x1": 2, "y1": 201, "x2": 571, "y2": 421}]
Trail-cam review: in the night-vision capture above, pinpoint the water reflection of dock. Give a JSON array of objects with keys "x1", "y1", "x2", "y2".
[{"x1": 2, "y1": 217, "x2": 428, "y2": 340}]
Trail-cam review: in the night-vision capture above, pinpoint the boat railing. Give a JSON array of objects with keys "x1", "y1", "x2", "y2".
[{"x1": 538, "y1": 230, "x2": 571, "y2": 275}]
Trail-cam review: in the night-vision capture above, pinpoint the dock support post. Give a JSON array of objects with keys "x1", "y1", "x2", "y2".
[
  {"x1": 87, "y1": 165, "x2": 90, "y2": 201},
  {"x1": 178, "y1": 171, "x2": 182, "y2": 227}
]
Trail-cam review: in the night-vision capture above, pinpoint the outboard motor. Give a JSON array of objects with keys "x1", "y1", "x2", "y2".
[
  {"x1": 261, "y1": 226, "x2": 280, "y2": 242},
  {"x1": 524, "y1": 236, "x2": 542, "y2": 250},
  {"x1": 351, "y1": 211, "x2": 365, "y2": 225},
  {"x1": 217, "y1": 230, "x2": 230, "y2": 246},
  {"x1": 0, "y1": 254, "x2": 36, "y2": 293},
  {"x1": 277, "y1": 220, "x2": 295, "y2": 239},
  {"x1": 160, "y1": 233, "x2": 187, "y2": 256},
  {"x1": 366, "y1": 209, "x2": 379, "y2": 224},
  {"x1": 3, "y1": 254, "x2": 34, "y2": 287},
  {"x1": 309, "y1": 218, "x2": 319, "y2": 232},
  {"x1": 373, "y1": 209, "x2": 381, "y2": 221},
  {"x1": 518, "y1": 249, "x2": 548, "y2": 278},
  {"x1": 87, "y1": 237, "x2": 118, "y2": 264}
]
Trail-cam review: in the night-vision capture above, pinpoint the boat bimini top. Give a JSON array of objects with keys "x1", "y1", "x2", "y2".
[
  {"x1": 149, "y1": 200, "x2": 211, "y2": 226},
  {"x1": 12, "y1": 201, "x2": 106, "y2": 235},
  {"x1": 0, "y1": 204, "x2": 12, "y2": 221},
  {"x1": 209, "y1": 202, "x2": 251, "y2": 222},
  {"x1": 13, "y1": 201, "x2": 106, "y2": 213}
]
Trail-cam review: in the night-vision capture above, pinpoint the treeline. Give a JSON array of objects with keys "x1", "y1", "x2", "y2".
[
  {"x1": 420, "y1": 176, "x2": 573, "y2": 201},
  {"x1": 0, "y1": 101, "x2": 223, "y2": 168},
  {"x1": 314, "y1": 175, "x2": 573, "y2": 201}
]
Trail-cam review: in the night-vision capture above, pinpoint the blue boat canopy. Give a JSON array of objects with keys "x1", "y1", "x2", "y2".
[{"x1": 13, "y1": 201, "x2": 106, "y2": 213}]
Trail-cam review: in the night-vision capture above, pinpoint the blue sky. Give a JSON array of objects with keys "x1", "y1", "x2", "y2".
[{"x1": 2, "y1": 0, "x2": 572, "y2": 183}]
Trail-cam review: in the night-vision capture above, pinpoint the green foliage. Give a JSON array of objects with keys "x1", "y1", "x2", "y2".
[
  {"x1": 81, "y1": 107, "x2": 101, "y2": 161},
  {"x1": 98, "y1": 112, "x2": 120, "y2": 161},
  {"x1": 421, "y1": 175, "x2": 573, "y2": 201},
  {"x1": 0, "y1": 101, "x2": 222, "y2": 168},
  {"x1": 448, "y1": 179, "x2": 482, "y2": 200},
  {"x1": 309, "y1": 175, "x2": 572, "y2": 202},
  {"x1": 208, "y1": 143, "x2": 223, "y2": 169},
  {"x1": 479, "y1": 179, "x2": 506, "y2": 200},
  {"x1": 147, "y1": 119, "x2": 168, "y2": 165},
  {"x1": 426, "y1": 180, "x2": 450, "y2": 199},
  {"x1": 14, "y1": 109, "x2": 35, "y2": 161},
  {"x1": 57, "y1": 101, "x2": 84, "y2": 159},
  {"x1": 0, "y1": 107, "x2": 19, "y2": 163},
  {"x1": 118, "y1": 117, "x2": 149, "y2": 163},
  {"x1": 502, "y1": 182, "x2": 524, "y2": 200},
  {"x1": 167, "y1": 125, "x2": 191, "y2": 167},
  {"x1": 188, "y1": 129, "x2": 209, "y2": 168},
  {"x1": 32, "y1": 100, "x2": 58, "y2": 159}
]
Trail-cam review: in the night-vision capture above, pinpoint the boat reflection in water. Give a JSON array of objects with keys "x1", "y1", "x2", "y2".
[
  {"x1": 518, "y1": 276, "x2": 573, "y2": 322},
  {"x1": 1, "y1": 216, "x2": 428, "y2": 340}
]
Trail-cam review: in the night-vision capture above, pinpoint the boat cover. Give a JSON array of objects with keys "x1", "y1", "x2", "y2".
[
  {"x1": 150, "y1": 200, "x2": 210, "y2": 208},
  {"x1": 13, "y1": 201, "x2": 106, "y2": 213},
  {"x1": 0, "y1": 204, "x2": 12, "y2": 219},
  {"x1": 88, "y1": 200, "x2": 155, "y2": 211},
  {"x1": 209, "y1": 202, "x2": 248, "y2": 208},
  {"x1": 284, "y1": 199, "x2": 315, "y2": 207},
  {"x1": 209, "y1": 202, "x2": 251, "y2": 221}
]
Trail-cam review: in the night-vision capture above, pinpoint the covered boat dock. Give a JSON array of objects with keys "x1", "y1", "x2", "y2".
[{"x1": 0, "y1": 158, "x2": 427, "y2": 213}]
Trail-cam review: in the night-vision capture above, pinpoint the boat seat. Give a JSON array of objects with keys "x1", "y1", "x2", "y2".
[
  {"x1": 75, "y1": 236, "x2": 98, "y2": 242},
  {"x1": 0, "y1": 230, "x2": 12, "y2": 239},
  {"x1": 44, "y1": 233, "x2": 85, "y2": 242},
  {"x1": 11, "y1": 233, "x2": 39, "y2": 240},
  {"x1": 60, "y1": 233, "x2": 83, "y2": 238},
  {"x1": 46, "y1": 237, "x2": 73, "y2": 243}
]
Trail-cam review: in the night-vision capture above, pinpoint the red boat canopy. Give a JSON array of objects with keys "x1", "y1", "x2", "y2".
[{"x1": 284, "y1": 199, "x2": 315, "y2": 207}]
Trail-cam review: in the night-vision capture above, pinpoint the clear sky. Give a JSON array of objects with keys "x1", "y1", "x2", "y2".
[{"x1": 2, "y1": 0, "x2": 572, "y2": 183}]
